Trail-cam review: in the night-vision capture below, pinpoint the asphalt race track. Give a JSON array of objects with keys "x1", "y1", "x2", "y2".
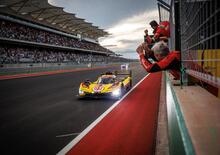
[{"x1": 0, "y1": 63, "x2": 147, "y2": 155}]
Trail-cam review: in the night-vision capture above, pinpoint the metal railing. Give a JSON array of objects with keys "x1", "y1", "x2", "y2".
[
  {"x1": 180, "y1": 0, "x2": 220, "y2": 89},
  {"x1": 158, "y1": 0, "x2": 220, "y2": 91},
  {"x1": 0, "y1": 62, "x2": 126, "y2": 76}
]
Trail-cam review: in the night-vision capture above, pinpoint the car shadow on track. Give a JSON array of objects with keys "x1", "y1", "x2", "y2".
[{"x1": 76, "y1": 97, "x2": 118, "y2": 102}]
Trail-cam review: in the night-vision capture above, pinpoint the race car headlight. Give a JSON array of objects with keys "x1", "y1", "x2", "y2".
[
  {"x1": 79, "y1": 89, "x2": 84, "y2": 95},
  {"x1": 112, "y1": 89, "x2": 121, "y2": 97}
]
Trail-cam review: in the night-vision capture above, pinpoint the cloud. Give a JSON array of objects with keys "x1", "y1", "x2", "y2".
[
  {"x1": 99, "y1": 9, "x2": 158, "y2": 59},
  {"x1": 119, "y1": 39, "x2": 137, "y2": 44}
]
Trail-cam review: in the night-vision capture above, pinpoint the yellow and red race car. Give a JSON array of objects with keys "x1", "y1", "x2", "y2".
[{"x1": 78, "y1": 71, "x2": 132, "y2": 99}]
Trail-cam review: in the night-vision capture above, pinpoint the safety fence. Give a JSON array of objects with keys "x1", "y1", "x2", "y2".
[
  {"x1": 180, "y1": 0, "x2": 220, "y2": 90},
  {"x1": 0, "y1": 62, "x2": 129, "y2": 76},
  {"x1": 158, "y1": 0, "x2": 220, "y2": 96},
  {"x1": 157, "y1": 0, "x2": 220, "y2": 154}
]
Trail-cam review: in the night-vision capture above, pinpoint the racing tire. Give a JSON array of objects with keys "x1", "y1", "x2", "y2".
[{"x1": 121, "y1": 85, "x2": 126, "y2": 96}]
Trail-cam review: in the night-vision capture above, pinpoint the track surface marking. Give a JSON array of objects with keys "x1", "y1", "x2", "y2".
[
  {"x1": 0, "y1": 63, "x2": 147, "y2": 155},
  {"x1": 62, "y1": 72, "x2": 162, "y2": 155}
]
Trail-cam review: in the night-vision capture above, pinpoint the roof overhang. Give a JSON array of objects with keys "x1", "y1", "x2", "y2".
[{"x1": 0, "y1": 0, "x2": 109, "y2": 39}]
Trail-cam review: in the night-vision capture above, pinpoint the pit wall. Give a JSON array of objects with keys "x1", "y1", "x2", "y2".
[{"x1": 165, "y1": 72, "x2": 195, "y2": 155}]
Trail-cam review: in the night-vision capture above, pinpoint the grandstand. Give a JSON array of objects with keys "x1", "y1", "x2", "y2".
[{"x1": 0, "y1": 0, "x2": 129, "y2": 66}]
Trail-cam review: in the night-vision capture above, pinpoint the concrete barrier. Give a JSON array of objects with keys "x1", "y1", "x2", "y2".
[
  {"x1": 165, "y1": 72, "x2": 195, "y2": 155},
  {"x1": 0, "y1": 62, "x2": 124, "y2": 76}
]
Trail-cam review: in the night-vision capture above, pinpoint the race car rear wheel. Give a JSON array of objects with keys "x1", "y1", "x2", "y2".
[
  {"x1": 125, "y1": 80, "x2": 132, "y2": 91},
  {"x1": 121, "y1": 85, "x2": 127, "y2": 96},
  {"x1": 130, "y1": 79, "x2": 132, "y2": 88}
]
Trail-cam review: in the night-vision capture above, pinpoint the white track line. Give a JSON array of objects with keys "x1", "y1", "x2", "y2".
[
  {"x1": 56, "y1": 133, "x2": 80, "y2": 138},
  {"x1": 57, "y1": 73, "x2": 151, "y2": 155}
]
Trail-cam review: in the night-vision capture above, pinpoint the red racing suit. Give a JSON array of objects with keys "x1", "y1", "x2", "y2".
[
  {"x1": 139, "y1": 51, "x2": 180, "y2": 79},
  {"x1": 145, "y1": 21, "x2": 170, "y2": 44}
]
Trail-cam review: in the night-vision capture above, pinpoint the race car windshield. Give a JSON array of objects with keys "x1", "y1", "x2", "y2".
[{"x1": 98, "y1": 77, "x2": 115, "y2": 84}]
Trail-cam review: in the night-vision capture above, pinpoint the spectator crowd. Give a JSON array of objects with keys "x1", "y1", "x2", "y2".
[
  {"x1": 0, "y1": 19, "x2": 130, "y2": 64},
  {"x1": 0, "y1": 47, "x2": 110, "y2": 64},
  {"x1": 0, "y1": 47, "x2": 130, "y2": 64},
  {"x1": 0, "y1": 20, "x2": 113, "y2": 54}
]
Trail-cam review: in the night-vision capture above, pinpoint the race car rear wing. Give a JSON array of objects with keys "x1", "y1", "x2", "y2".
[
  {"x1": 114, "y1": 70, "x2": 132, "y2": 77},
  {"x1": 115, "y1": 70, "x2": 132, "y2": 87}
]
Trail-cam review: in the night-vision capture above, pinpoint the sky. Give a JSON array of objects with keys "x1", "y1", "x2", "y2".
[{"x1": 48, "y1": 0, "x2": 159, "y2": 59}]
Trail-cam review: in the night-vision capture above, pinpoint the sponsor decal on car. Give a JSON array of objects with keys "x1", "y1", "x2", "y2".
[{"x1": 93, "y1": 85, "x2": 104, "y2": 92}]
